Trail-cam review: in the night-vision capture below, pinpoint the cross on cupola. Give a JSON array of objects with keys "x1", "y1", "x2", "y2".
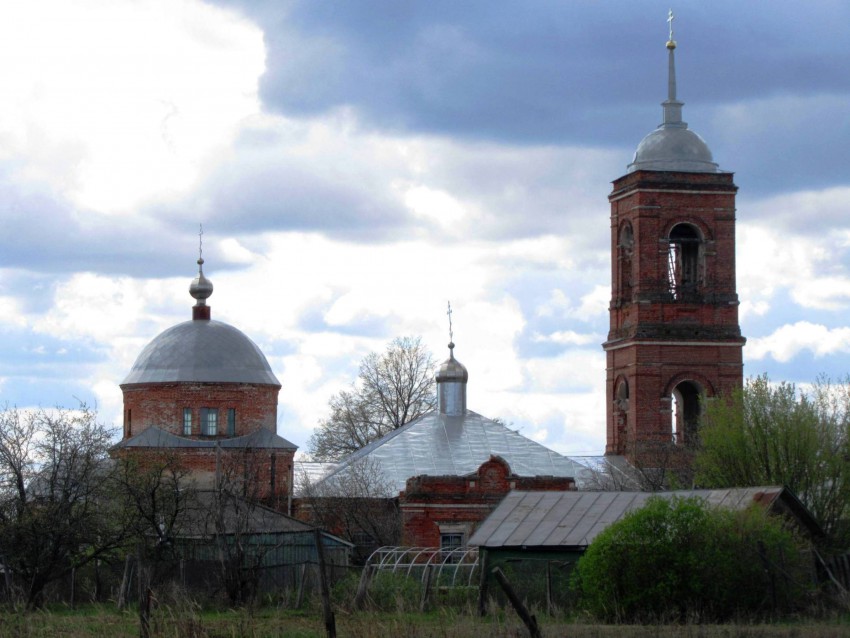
[{"x1": 189, "y1": 224, "x2": 214, "y2": 320}]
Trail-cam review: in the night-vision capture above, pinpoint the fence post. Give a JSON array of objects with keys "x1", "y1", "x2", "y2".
[
  {"x1": 314, "y1": 529, "x2": 336, "y2": 638},
  {"x1": 477, "y1": 551, "x2": 489, "y2": 617},
  {"x1": 492, "y1": 567, "x2": 541, "y2": 638}
]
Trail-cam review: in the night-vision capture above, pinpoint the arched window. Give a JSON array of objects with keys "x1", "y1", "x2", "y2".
[
  {"x1": 667, "y1": 223, "x2": 702, "y2": 300},
  {"x1": 615, "y1": 378, "x2": 629, "y2": 413},
  {"x1": 669, "y1": 380, "x2": 702, "y2": 446},
  {"x1": 618, "y1": 223, "x2": 634, "y2": 302}
]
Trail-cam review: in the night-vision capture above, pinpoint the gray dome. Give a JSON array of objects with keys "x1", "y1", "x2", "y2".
[
  {"x1": 122, "y1": 319, "x2": 280, "y2": 386},
  {"x1": 628, "y1": 125, "x2": 718, "y2": 173},
  {"x1": 436, "y1": 343, "x2": 468, "y2": 383},
  {"x1": 628, "y1": 36, "x2": 721, "y2": 174}
]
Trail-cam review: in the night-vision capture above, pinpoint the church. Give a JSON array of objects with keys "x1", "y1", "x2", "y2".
[
  {"x1": 112, "y1": 254, "x2": 297, "y2": 512},
  {"x1": 110, "y1": 20, "x2": 744, "y2": 549}
]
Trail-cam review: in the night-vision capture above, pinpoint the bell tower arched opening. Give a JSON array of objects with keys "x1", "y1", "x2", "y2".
[
  {"x1": 669, "y1": 380, "x2": 702, "y2": 446},
  {"x1": 667, "y1": 223, "x2": 703, "y2": 301}
]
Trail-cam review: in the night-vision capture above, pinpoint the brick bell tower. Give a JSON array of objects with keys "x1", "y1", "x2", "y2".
[{"x1": 603, "y1": 15, "x2": 745, "y2": 458}]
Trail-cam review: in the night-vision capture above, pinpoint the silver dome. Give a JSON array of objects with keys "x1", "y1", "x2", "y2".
[
  {"x1": 436, "y1": 343, "x2": 468, "y2": 383},
  {"x1": 122, "y1": 319, "x2": 280, "y2": 386},
  {"x1": 628, "y1": 36, "x2": 720, "y2": 174},
  {"x1": 628, "y1": 125, "x2": 719, "y2": 173}
]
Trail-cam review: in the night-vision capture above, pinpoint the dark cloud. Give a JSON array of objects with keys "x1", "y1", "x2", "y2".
[
  {"x1": 179, "y1": 149, "x2": 414, "y2": 241},
  {"x1": 208, "y1": 0, "x2": 850, "y2": 199},
  {"x1": 216, "y1": 1, "x2": 850, "y2": 143}
]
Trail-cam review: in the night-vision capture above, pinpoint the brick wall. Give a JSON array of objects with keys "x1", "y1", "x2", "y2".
[
  {"x1": 121, "y1": 382, "x2": 279, "y2": 439},
  {"x1": 399, "y1": 456, "x2": 575, "y2": 547},
  {"x1": 115, "y1": 446, "x2": 294, "y2": 511},
  {"x1": 604, "y1": 169, "x2": 745, "y2": 458}
]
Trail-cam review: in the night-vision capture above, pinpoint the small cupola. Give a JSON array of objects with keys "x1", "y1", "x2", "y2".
[
  {"x1": 189, "y1": 229, "x2": 214, "y2": 320},
  {"x1": 436, "y1": 342, "x2": 468, "y2": 416}
]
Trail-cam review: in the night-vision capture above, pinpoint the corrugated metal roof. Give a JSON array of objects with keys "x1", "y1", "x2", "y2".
[
  {"x1": 111, "y1": 426, "x2": 297, "y2": 451},
  {"x1": 315, "y1": 410, "x2": 592, "y2": 494},
  {"x1": 293, "y1": 461, "x2": 337, "y2": 496},
  {"x1": 121, "y1": 319, "x2": 280, "y2": 386},
  {"x1": 469, "y1": 487, "x2": 787, "y2": 549}
]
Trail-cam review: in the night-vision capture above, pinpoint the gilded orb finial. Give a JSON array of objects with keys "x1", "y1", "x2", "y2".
[{"x1": 666, "y1": 9, "x2": 677, "y2": 49}]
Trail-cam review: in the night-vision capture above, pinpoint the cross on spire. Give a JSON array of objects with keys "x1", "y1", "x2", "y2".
[
  {"x1": 198, "y1": 223, "x2": 204, "y2": 263},
  {"x1": 447, "y1": 301, "x2": 454, "y2": 344},
  {"x1": 667, "y1": 8, "x2": 675, "y2": 43}
]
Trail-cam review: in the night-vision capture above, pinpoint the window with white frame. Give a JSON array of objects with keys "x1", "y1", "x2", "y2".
[
  {"x1": 182, "y1": 408, "x2": 192, "y2": 436},
  {"x1": 439, "y1": 523, "x2": 468, "y2": 563},
  {"x1": 200, "y1": 408, "x2": 218, "y2": 436}
]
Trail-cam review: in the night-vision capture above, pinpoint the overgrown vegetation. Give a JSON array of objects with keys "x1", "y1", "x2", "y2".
[
  {"x1": 696, "y1": 375, "x2": 850, "y2": 545},
  {"x1": 1, "y1": 603, "x2": 849, "y2": 638},
  {"x1": 571, "y1": 496, "x2": 813, "y2": 623},
  {"x1": 0, "y1": 404, "x2": 129, "y2": 608}
]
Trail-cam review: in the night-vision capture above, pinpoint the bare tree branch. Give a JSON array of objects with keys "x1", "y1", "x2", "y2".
[{"x1": 309, "y1": 336, "x2": 436, "y2": 461}]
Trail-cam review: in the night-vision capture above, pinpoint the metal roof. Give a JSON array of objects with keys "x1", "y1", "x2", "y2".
[
  {"x1": 293, "y1": 461, "x2": 338, "y2": 496},
  {"x1": 315, "y1": 410, "x2": 591, "y2": 494},
  {"x1": 121, "y1": 319, "x2": 280, "y2": 386},
  {"x1": 111, "y1": 425, "x2": 297, "y2": 451},
  {"x1": 629, "y1": 126, "x2": 719, "y2": 173},
  {"x1": 627, "y1": 33, "x2": 720, "y2": 174},
  {"x1": 175, "y1": 491, "x2": 351, "y2": 545},
  {"x1": 469, "y1": 487, "x2": 793, "y2": 549}
]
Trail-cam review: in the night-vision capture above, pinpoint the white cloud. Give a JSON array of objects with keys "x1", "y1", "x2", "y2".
[
  {"x1": 402, "y1": 184, "x2": 475, "y2": 232},
  {"x1": 0, "y1": 0, "x2": 264, "y2": 214},
  {"x1": 533, "y1": 330, "x2": 598, "y2": 346},
  {"x1": 747, "y1": 321, "x2": 850, "y2": 362},
  {"x1": 737, "y1": 219, "x2": 850, "y2": 317}
]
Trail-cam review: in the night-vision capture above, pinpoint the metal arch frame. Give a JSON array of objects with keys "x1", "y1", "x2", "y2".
[{"x1": 365, "y1": 546, "x2": 480, "y2": 587}]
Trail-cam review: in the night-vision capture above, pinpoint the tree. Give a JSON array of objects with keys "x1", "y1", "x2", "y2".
[
  {"x1": 581, "y1": 442, "x2": 695, "y2": 492},
  {"x1": 111, "y1": 450, "x2": 198, "y2": 609},
  {"x1": 0, "y1": 404, "x2": 129, "y2": 608},
  {"x1": 695, "y1": 375, "x2": 850, "y2": 544},
  {"x1": 309, "y1": 336, "x2": 436, "y2": 461},
  {"x1": 298, "y1": 457, "x2": 400, "y2": 560},
  {"x1": 203, "y1": 448, "x2": 293, "y2": 604},
  {"x1": 571, "y1": 496, "x2": 811, "y2": 622}
]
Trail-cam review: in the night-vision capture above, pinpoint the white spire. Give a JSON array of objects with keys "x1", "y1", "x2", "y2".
[{"x1": 662, "y1": 9, "x2": 685, "y2": 128}]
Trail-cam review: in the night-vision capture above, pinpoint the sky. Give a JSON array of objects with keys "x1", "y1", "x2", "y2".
[{"x1": 2, "y1": 0, "x2": 850, "y2": 457}]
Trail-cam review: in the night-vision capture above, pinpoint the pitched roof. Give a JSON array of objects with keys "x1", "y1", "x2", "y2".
[
  {"x1": 314, "y1": 410, "x2": 589, "y2": 494},
  {"x1": 111, "y1": 426, "x2": 297, "y2": 451},
  {"x1": 469, "y1": 486, "x2": 822, "y2": 549},
  {"x1": 173, "y1": 491, "x2": 352, "y2": 546}
]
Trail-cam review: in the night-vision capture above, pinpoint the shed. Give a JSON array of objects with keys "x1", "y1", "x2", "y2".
[{"x1": 468, "y1": 486, "x2": 823, "y2": 586}]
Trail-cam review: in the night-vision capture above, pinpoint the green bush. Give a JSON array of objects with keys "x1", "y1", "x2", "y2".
[{"x1": 570, "y1": 496, "x2": 812, "y2": 623}]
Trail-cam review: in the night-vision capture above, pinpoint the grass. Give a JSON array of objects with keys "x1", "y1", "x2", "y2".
[{"x1": 0, "y1": 604, "x2": 849, "y2": 637}]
